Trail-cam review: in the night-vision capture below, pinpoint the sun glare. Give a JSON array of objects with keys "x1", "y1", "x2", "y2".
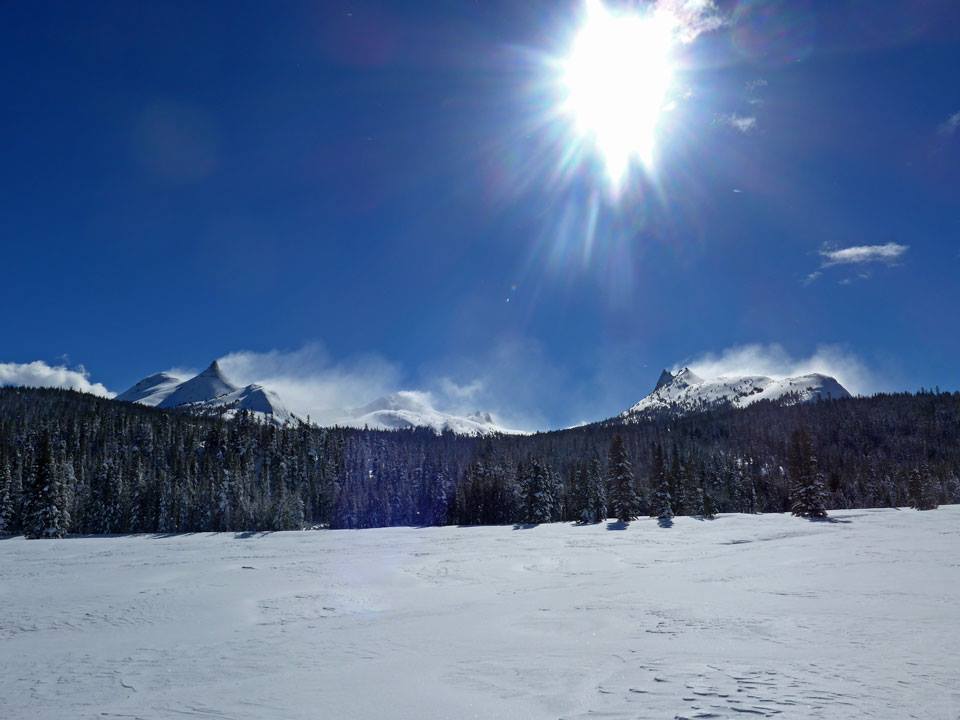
[{"x1": 561, "y1": 0, "x2": 677, "y2": 188}]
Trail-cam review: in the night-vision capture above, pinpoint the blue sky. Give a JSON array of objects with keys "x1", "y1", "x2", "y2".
[{"x1": 2, "y1": 0, "x2": 959, "y2": 428}]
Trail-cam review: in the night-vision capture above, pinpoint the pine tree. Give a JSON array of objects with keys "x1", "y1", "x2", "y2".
[
  {"x1": 788, "y1": 429, "x2": 828, "y2": 519},
  {"x1": 608, "y1": 435, "x2": 638, "y2": 523},
  {"x1": 570, "y1": 454, "x2": 608, "y2": 524},
  {"x1": 22, "y1": 432, "x2": 66, "y2": 539},
  {"x1": 569, "y1": 463, "x2": 588, "y2": 523},
  {"x1": 586, "y1": 452, "x2": 608, "y2": 523},
  {"x1": 651, "y1": 443, "x2": 673, "y2": 526},
  {"x1": 669, "y1": 448, "x2": 689, "y2": 516},
  {"x1": 0, "y1": 457, "x2": 15, "y2": 534},
  {"x1": 908, "y1": 465, "x2": 938, "y2": 511},
  {"x1": 523, "y1": 459, "x2": 557, "y2": 524},
  {"x1": 694, "y1": 484, "x2": 716, "y2": 519}
]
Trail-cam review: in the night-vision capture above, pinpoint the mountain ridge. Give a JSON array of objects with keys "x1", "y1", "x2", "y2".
[
  {"x1": 343, "y1": 391, "x2": 520, "y2": 436},
  {"x1": 621, "y1": 367, "x2": 851, "y2": 419},
  {"x1": 118, "y1": 362, "x2": 294, "y2": 425}
]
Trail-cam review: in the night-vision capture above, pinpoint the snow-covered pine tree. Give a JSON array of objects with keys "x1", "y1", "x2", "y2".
[
  {"x1": 908, "y1": 465, "x2": 938, "y2": 511},
  {"x1": 22, "y1": 432, "x2": 66, "y2": 538},
  {"x1": 669, "y1": 448, "x2": 688, "y2": 516},
  {"x1": 569, "y1": 463, "x2": 588, "y2": 523},
  {"x1": 608, "y1": 435, "x2": 638, "y2": 523},
  {"x1": 586, "y1": 452, "x2": 607, "y2": 523},
  {"x1": 650, "y1": 442, "x2": 673, "y2": 525},
  {"x1": 694, "y1": 484, "x2": 716, "y2": 519},
  {"x1": 570, "y1": 454, "x2": 608, "y2": 524},
  {"x1": 788, "y1": 429, "x2": 828, "y2": 519},
  {"x1": 523, "y1": 459, "x2": 557, "y2": 524},
  {"x1": 0, "y1": 457, "x2": 15, "y2": 534}
]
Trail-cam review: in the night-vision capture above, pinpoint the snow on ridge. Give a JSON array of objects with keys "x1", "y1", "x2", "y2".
[
  {"x1": 118, "y1": 362, "x2": 294, "y2": 425},
  {"x1": 344, "y1": 391, "x2": 522, "y2": 436},
  {"x1": 117, "y1": 369, "x2": 512, "y2": 434},
  {"x1": 115, "y1": 372, "x2": 184, "y2": 407},
  {"x1": 624, "y1": 367, "x2": 851, "y2": 418}
]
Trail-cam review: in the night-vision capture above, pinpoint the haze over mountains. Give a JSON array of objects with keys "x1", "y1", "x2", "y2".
[
  {"x1": 117, "y1": 362, "x2": 518, "y2": 434},
  {"x1": 116, "y1": 359, "x2": 853, "y2": 434}
]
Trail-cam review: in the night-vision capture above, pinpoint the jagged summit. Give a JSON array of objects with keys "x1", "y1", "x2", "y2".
[
  {"x1": 119, "y1": 361, "x2": 292, "y2": 424},
  {"x1": 654, "y1": 368, "x2": 703, "y2": 391},
  {"x1": 118, "y1": 365, "x2": 511, "y2": 434},
  {"x1": 624, "y1": 367, "x2": 851, "y2": 419},
  {"x1": 158, "y1": 361, "x2": 237, "y2": 409},
  {"x1": 653, "y1": 369, "x2": 675, "y2": 391}
]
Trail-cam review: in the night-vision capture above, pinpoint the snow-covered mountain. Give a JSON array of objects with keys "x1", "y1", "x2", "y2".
[
  {"x1": 118, "y1": 365, "x2": 513, "y2": 434},
  {"x1": 623, "y1": 367, "x2": 851, "y2": 419},
  {"x1": 343, "y1": 391, "x2": 520, "y2": 436},
  {"x1": 118, "y1": 362, "x2": 294, "y2": 425},
  {"x1": 115, "y1": 372, "x2": 183, "y2": 407}
]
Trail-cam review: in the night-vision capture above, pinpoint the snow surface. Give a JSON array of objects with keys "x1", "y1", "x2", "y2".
[
  {"x1": 2, "y1": 507, "x2": 958, "y2": 719},
  {"x1": 114, "y1": 372, "x2": 184, "y2": 407},
  {"x1": 625, "y1": 368, "x2": 852, "y2": 417},
  {"x1": 345, "y1": 391, "x2": 521, "y2": 435},
  {"x1": 157, "y1": 361, "x2": 238, "y2": 409}
]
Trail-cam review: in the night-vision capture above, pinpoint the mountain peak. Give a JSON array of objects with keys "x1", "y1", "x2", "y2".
[
  {"x1": 201, "y1": 360, "x2": 226, "y2": 378},
  {"x1": 654, "y1": 367, "x2": 702, "y2": 392},
  {"x1": 157, "y1": 361, "x2": 238, "y2": 410},
  {"x1": 625, "y1": 367, "x2": 851, "y2": 419},
  {"x1": 673, "y1": 367, "x2": 703, "y2": 385},
  {"x1": 654, "y1": 369, "x2": 675, "y2": 391}
]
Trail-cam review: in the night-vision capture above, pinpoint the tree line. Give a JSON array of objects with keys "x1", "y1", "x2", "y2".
[{"x1": 0, "y1": 386, "x2": 954, "y2": 537}]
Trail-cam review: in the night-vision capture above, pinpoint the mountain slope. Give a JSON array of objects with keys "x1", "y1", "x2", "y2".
[
  {"x1": 115, "y1": 372, "x2": 183, "y2": 407},
  {"x1": 624, "y1": 367, "x2": 851, "y2": 418},
  {"x1": 157, "y1": 362, "x2": 237, "y2": 409},
  {"x1": 119, "y1": 362, "x2": 293, "y2": 424},
  {"x1": 345, "y1": 391, "x2": 520, "y2": 436}
]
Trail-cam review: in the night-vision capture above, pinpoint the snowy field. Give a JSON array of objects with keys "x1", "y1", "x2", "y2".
[{"x1": 1, "y1": 507, "x2": 958, "y2": 720}]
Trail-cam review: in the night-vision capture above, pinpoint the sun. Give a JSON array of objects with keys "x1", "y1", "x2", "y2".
[{"x1": 560, "y1": 0, "x2": 677, "y2": 188}]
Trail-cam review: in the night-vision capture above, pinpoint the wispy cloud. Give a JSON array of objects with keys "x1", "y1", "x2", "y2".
[
  {"x1": 216, "y1": 343, "x2": 402, "y2": 425},
  {"x1": 717, "y1": 113, "x2": 757, "y2": 133},
  {"x1": 216, "y1": 342, "x2": 554, "y2": 431},
  {"x1": 683, "y1": 343, "x2": 876, "y2": 395},
  {"x1": 657, "y1": 0, "x2": 727, "y2": 43},
  {"x1": 820, "y1": 242, "x2": 908, "y2": 267},
  {"x1": 0, "y1": 361, "x2": 114, "y2": 397},
  {"x1": 938, "y1": 110, "x2": 960, "y2": 137}
]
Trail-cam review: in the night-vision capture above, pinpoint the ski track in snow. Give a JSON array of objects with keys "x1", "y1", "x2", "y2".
[{"x1": 1, "y1": 507, "x2": 959, "y2": 719}]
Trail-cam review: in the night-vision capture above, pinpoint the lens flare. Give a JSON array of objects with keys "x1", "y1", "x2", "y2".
[{"x1": 560, "y1": 0, "x2": 677, "y2": 189}]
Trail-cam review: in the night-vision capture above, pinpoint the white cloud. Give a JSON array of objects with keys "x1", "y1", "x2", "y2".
[
  {"x1": 683, "y1": 343, "x2": 875, "y2": 395},
  {"x1": 820, "y1": 242, "x2": 908, "y2": 267},
  {"x1": 0, "y1": 361, "x2": 114, "y2": 397},
  {"x1": 216, "y1": 343, "x2": 402, "y2": 425},
  {"x1": 718, "y1": 113, "x2": 757, "y2": 133},
  {"x1": 215, "y1": 342, "x2": 555, "y2": 431},
  {"x1": 656, "y1": 0, "x2": 727, "y2": 43},
  {"x1": 938, "y1": 111, "x2": 960, "y2": 137}
]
